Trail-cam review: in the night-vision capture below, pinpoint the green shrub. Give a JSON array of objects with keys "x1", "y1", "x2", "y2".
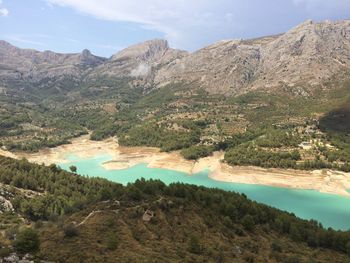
[
  {"x1": 271, "y1": 241, "x2": 282, "y2": 252},
  {"x1": 346, "y1": 241, "x2": 350, "y2": 256},
  {"x1": 188, "y1": 234, "x2": 202, "y2": 254},
  {"x1": 69, "y1": 165, "x2": 77, "y2": 173},
  {"x1": 242, "y1": 215, "x2": 255, "y2": 231},
  {"x1": 0, "y1": 247, "x2": 12, "y2": 258},
  {"x1": 13, "y1": 228, "x2": 40, "y2": 253},
  {"x1": 63, "y1": 224, "x2": 78, "y2": 238},
  {"x1": 106, "y1": 233, "x2": 119, "y2": 250}
]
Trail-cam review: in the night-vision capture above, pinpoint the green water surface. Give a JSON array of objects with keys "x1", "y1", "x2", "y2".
[{"x1": 59, "y1": 153, "x2": 350, "y2": 231}]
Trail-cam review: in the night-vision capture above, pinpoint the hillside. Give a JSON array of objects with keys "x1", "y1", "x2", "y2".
[
  {"x1": 156, "y1": 19, "x2": 350, "y2": 95},
  {"x1": 1, "y1": 20, "x2": 350, "y2": 173},
  {"x1": 0, "y1": 156, "x2": 349, "y2": 262},
  {"x1": 2, "y1": 20, "x2": 350, "y2": 95}
]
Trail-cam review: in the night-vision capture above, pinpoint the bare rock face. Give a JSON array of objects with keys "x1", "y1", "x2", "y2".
[
  {"x1": 1, "y1": 19, "x2": 350, "y2": 96},
  {"x1": 154, "y1": 39, "x2": 262, "y2": 94},
  {"x1": 154, "y1": 19, "x2": 350, "y2": 95},
  {"x1": 80, "y1": 49, "x2": 107, "y2": 67},
  {"x1": 0, "y1": 40, "x2": 106, "y2": 83},
  {"x1": 111, "y1": 39, "x2": 169, "y2": 62},
  {"x1": 256, "y1": 19, "x2": 350, "y2": 93},
  {"x1": 88, "y1": 39, "x2": 188, "y2": 91},
  {"x1": 92, "y1": 39, "x2": 187, "y2": 79}
]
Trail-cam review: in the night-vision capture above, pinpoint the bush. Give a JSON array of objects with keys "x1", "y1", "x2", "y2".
[
  {"x1": 242, "y1": 215, "x2": 255, "y2": 231},
  {"x1": 284, "y1": 255, "x2": 302, "y2": 263},
  {"x1": 13, "y1": 228, "x2": 40, "y2": 253},
  {"x1": 5, "y1": 226, "x2": 18, "y2": 240},
  {"x1": 0, "y1": 247, "x2": 11, "y2": 258},
  {"x1": 346, "y1": 241, "x2": 350, "y2": 256},
  {"x1": 69, "y1": 165, "x2": 77, "y2": 173},
  {"x1": 271, "y1": 241, "x2": 282, "y2": 252},
  {"x1": 188, "y1": 234, "x2": 202, "y2": 254},
  {"x1": 127, "y1": 185, "x2": 143, "y2": 201},
  {"x1": 34, "y1": 220, "x2": 43, "y2": 229},
  {"x1": 63, "y1": 224, "x2": 78, "y2": 238},
  {"x1": 106, "y1": 233, "x2": 119, "y2": 250}
]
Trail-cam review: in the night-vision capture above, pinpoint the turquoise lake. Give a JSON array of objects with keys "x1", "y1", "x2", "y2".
[{"x1": 58, "y1": 153, "x2": 350, "y2": 231}]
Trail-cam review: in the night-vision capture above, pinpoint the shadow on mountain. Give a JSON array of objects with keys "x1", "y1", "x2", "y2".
[{"x1": 319, "y1": 102, "x2": 350, "y2": 133}]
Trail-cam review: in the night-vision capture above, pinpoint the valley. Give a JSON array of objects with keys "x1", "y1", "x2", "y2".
[
  {"x1": 2, "y1": 134, "x2": 350, "y2": 231},
  {"x1": 1, "y1": 18, "x2": 350, "y2": 261},
  {"x1": 4, "y1": 134, "x2": 350, "y2": 197},
  {"x1": 0, "y1": 156, "x2": 349, "y2": 262}
]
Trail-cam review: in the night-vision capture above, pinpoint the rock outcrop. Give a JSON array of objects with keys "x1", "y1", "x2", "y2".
[
  {"x1": 154, "y1": 19, "x2": 350, "y2": 95},
  {"x1": 1, "y1": 19, "x2": 350, "y2": 96},
  {"x1": 91, "y1": 39, "x2": 187, "y2": 80},
  {"x1": 0, "y1": 40, "x2": 106, "y2": 83}
]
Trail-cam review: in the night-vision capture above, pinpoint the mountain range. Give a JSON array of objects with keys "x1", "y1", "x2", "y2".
[
  {"x1": 1, "y1": 19, "x2": 350, "y2": 159},
  {"x1": 1, "y1": 19, "x2": 350, "y2": 97},
  {"x1": 1, "y1": 19, "x2": 350, "y2": 262}
]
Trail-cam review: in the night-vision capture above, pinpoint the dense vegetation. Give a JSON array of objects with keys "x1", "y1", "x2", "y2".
[
  {"x1": 1, "y1": 74, "x2": 350, "y2": 173},
  {"x1": 0, "y1": 156, "x2": 349, "y2": 262},
  {"x1": 225, "y1": 143, "x2": 301, "y2": 168},
  {"x1": 180, "y1": 145, "x2": 214, "y2": 160},
  {"x1": 0, "y1": 157, "x2": 123, "y2": 220},
  {"x1": 118, "y1": 122, "x2": 201, "y2": 152},
  {"x1": 201, "y1": 117, "x2": 350, "y2": 172}
]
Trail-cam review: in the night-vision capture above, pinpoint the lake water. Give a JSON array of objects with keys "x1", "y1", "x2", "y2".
[{"x1": 58, "y1": 153, "x2": 350, "y2": 231}]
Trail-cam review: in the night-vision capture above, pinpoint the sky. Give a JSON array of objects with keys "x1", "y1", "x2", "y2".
[{"x1": 0, "y1": 0, "x2": 349, "y2": 57}]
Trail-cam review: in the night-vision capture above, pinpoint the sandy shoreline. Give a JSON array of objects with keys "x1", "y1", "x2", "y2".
[{"x1": 1, "y1": 135, "x2": 350, "y2": 197}]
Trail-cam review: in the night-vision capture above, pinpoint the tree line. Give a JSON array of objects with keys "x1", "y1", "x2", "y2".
[{"x1": 0, "y1": 156, "x2": 349, "y2": 256}]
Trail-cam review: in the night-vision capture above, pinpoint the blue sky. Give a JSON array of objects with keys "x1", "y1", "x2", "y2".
[{"x1": 0, "y1": 0, "x2": 349, "y2": 57}]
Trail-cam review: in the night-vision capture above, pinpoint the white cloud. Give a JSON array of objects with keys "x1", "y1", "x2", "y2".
[
  {"x1": 293, "y1": 0, "x2": 350, "y2": 12},
  {"x1": 4, "y1": 35, "x2": 47, "y2": 46},
  {"x1": 45, "y1": 0, "x2": 350, "y2": 51},
  {"x1": 45, "y1": 0, "x2": 238, "y2": 50},
  {"x1": 0, "y1": 8, "x2": 8, "y2": 16},
  {"x1": 0, "y1": 0, "x2": 8, "y2": 16}
]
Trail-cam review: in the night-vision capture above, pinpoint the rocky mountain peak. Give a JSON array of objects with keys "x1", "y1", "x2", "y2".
[
  {"x1": 154, "y1": 19, "x2": 350, "y2": 94},
  {"x1": 0, "y1": 40, "x2": 13, "y2": 49},
  {"x1": 81, "y1": 49, "x2": 92, "y2": 57},
  {"x1": 78, "y1": 49, "x2": 106, "y2": 67},
  {"x1": 257, "y1": 19, "x2": 350, "y2": 91},
  {"x1": 111, "y1": 39, "x2": 169, "y2": 62},
  {"x1": 90, "y1": 39, "x2": 179, "y2": 80},
  {"x1": 1, "y1": 19, "x2": 350, "y2": 96}
]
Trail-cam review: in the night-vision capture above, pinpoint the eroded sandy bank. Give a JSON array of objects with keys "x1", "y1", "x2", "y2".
[{"x1": 1, "y1": 135, "x2": 350, "y2": 197}]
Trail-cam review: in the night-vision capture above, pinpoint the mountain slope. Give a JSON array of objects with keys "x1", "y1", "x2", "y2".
[
  {"x1": 2, "y1": 20, "x2": 350, "y2": 97},
  {"x1": 0, "y1": 40, "x2": 106, "y2": 83},
  {"x1": 0, "y1": 156, "x2": 349, "y2": 262},
  {"x1": 1, "y1": 20, "x2": 350, "y2": 174},
  {"x1": 89, "y1": 39, "x2": 188, "y2": 91},
  {"x1": 154, "y1": 19, "x2": 350, "y2": 95}
]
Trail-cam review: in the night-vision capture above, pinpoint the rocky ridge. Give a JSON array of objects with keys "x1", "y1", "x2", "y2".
[
  {"x1": 1, "y1": 19, "x2": 350, "y2": 96},
  {"x1": 154, "y1": 19, "x2": 350, "y2": 95}
]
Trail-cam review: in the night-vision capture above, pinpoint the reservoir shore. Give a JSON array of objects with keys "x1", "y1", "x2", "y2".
[{"x1": 1, "y1": 135, "x2": 350, "y2": 197}]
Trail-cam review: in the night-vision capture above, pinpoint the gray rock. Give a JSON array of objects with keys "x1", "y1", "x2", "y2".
[
  {"x1": 1, "y1": 19, "x2": 350, "y2": 96},
  {"x1": 155, "y1": 19, "x2": 350, "y2": 95},
  {"x1": 3, "y1": 253, "x2": 19, "y2": 262}
]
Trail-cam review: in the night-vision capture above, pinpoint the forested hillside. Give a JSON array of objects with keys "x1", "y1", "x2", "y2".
[
  {"x1": 0, "y1": 156, "x2": 349, "y2": 262},
  {"x1": 1, "y1": 20, "x2": 350, "y2": 172}
]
